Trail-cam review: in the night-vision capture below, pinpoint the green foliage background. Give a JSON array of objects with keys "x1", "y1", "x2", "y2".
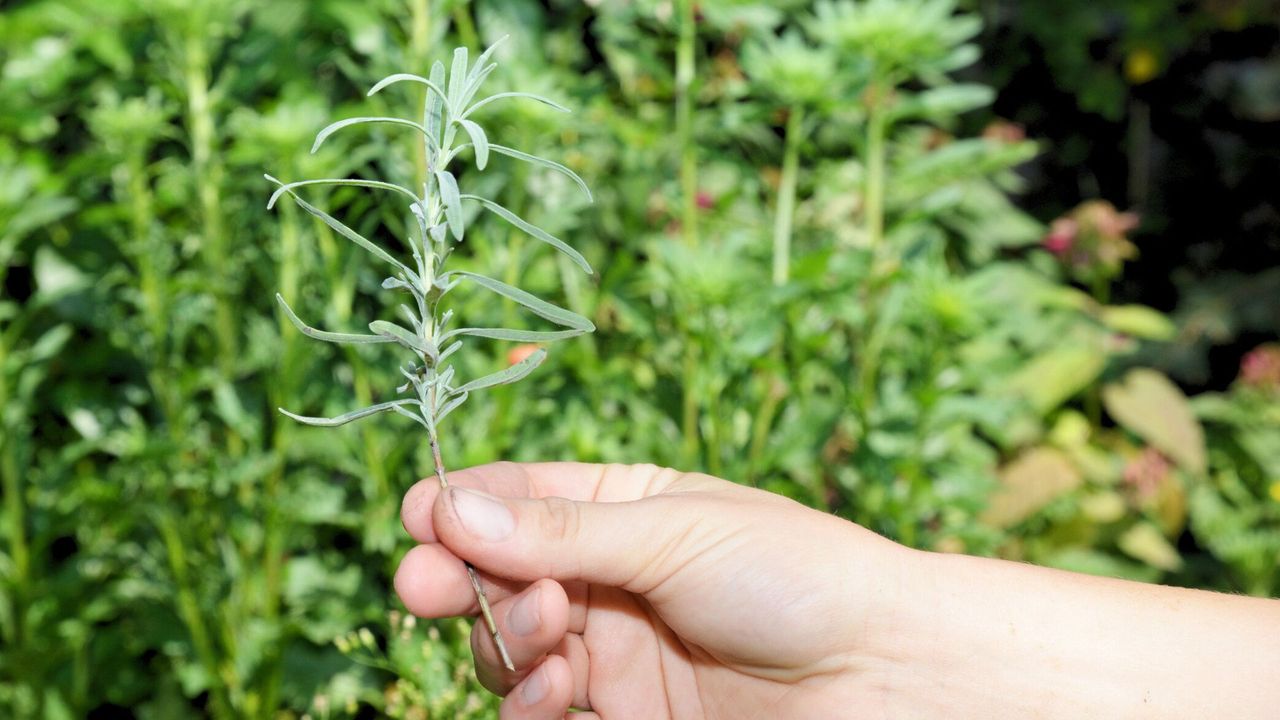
[{"x1": 1, "y1": 0, "x2": 1277, "y2": 717}]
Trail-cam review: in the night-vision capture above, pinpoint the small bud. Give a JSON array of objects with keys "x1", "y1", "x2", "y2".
[{"x1": 358, "y1": 627, "x2": 376, "y2": 649}]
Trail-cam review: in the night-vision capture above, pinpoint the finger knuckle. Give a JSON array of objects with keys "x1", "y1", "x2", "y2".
[{"x1": 541, "y1": 496, "x2": 582, "y2": 545}]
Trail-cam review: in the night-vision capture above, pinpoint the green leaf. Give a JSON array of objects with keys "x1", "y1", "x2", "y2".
[
  {"x1": 435, "y1": 170, "x2": 465, "y2": 241},
  {"x1": 442, "y1": 327, "x2": 586, "y2": 343},
  {"x1": 461, "y1": 194, "x2": 591, "y2": 274},
  {"x1": 369, "y1": 320, "x2": 436, "y2": 358},
  {"x1": 266, "y1": 178, "x2": 417, "y2": 281},
  {"x1": 1005, "y1": 343, "x2": 1107, "y2": 414},
  {"x1": 264, "y1": 176, "x2": 418, "y2": 209},
  {"x1": 454, "y1": 348, "x2": 547, "y2": 394},
  {"x1": 448, "y1": 271, "x2": 594, "y2": 331},
  {"x1": 1098, "y1": 305, "x2": 1176, "y2": 341},
  {"x1": 463, "y1": 92, "x2": 571, "y2": 119},
  {"x1": 277, "y1": 294, "x2": 394, "y2": 345},
  {"x1": 310, "y1": 116, "x2": 435, "y2": 154},
  {"x1": 455, "y1": 120, "x2": 490, "y2": 170},
  {"x1": 1118, "y1": 522, "x2": 1184, "y2": 572},
  {"x1": 460, "y1": 35, "x2": 508, "y2": 108},
  {"x1": 1103, "y1": 369, "x2": 1206, "y2": 474},
  {"x1": 436, "y1": 391, "x2": 469, "y2": 422},
  {"x1": 426, "y1": 61, "x2": 447, "y2": 141},
  {"x1": 459, "y1": 64, "x2": 497, "y2": 112},
  {"x1": 448, "y1": 46, "x2": 468, "y2": 109},
  {"x1": 489, "y1": 144, "x2": 592, "y2": 202},
  {"x1": 366, "y1": 73, "x2": 453, "y2": 117},
  {"x1": 280, "y1": 399, "x2": 422, "y2": 428}
]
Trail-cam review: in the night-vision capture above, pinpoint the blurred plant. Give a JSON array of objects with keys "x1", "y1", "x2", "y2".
[
  {"x1": 267, "y1": 39, "x2": 594, "y2": 672},
  {"x1": 1043, "y1": 200, "x2": 1140, "y2": 297}
]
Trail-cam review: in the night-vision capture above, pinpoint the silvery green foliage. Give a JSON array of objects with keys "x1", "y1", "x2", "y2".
[{"x1": 267, "y1": 38, "x2": 594, "y2": 436}]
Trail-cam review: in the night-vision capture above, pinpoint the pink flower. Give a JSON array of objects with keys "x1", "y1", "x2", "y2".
[
  {"x1": 1043, "y1": 217, "x2": 1078, "y2": 256},
  {"x1": 1239, "y1": 344, "x2": 1280, "y2": 390},
  {"x1": 696, "y1": 191, "x2": 714, "y2": 210},
  {"x1": 1123, "y1": 447, "x2": 1172, "y2": 504}
]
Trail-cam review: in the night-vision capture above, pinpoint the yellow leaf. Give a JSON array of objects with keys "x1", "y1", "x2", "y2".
[
  {"x1": 982, "y1": 447, "x2": 1083, "y2": 528},
  {"x1": 1118, "y1": 522, "x2": 1182, "y2": 572},
  {"x1": 1103, "y1": 369, "x2": 1207, "y2": 475}
]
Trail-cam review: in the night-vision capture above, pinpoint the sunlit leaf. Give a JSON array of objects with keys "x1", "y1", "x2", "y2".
[
  {"x1": 463, "y1": 92, "x2": 571, "y2": 119},
  {"x1": 310, "y1": 116, "x2": 435, "y2": 154},
  {"x1": 265, "y1": 176, "x2": 418, "y2": 209},
  {"x1": 488, "y1": 144, "x2": 592, "y2": 202},
  {"x1": 456, "y1": 120, "x2": 489, "y2": 170},
  {"x1": 448, "y1": 271, "x2": 593, "y2": 331},
  {"x1": 266, "y1": 178, "x2": 418, "y2": 282},
  {"x1": 461, "y1": 194, "x2": 591, "y2": 273},
  {"x1": 277, "y1": 294, "x2": 394, "y2": 345},
  {"x1": 280, "y1": 399, "x2": 422, "y2": 427},
  {"x1": 454, "y1": 347, "x2": 547, "y2": 394},
  {"x1": 436, "y1": 170, "x2": 465, "y2": 241}
]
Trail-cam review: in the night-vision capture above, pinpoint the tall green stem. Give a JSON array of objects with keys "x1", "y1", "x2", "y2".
[
  {"x1": 773, "y1": 104, "x2": 805, "y2": 286},
  {"x1": 183, "y1": 30, "x2": 237, "y2": 387},
  {"x1": 857, "y1": 88, "x2": 891, "y2": 420},
  {"x1": 865, "y1": 91, "x2": 888, "y2": 255},
  {"x1": 158, "y1": 509, "x2": 234, "y2": 720},
  {"x1": 0, "y1": 332, "x2": 26, "y2": 652},
  {"x1": 409, "y1": 0, "x2": 431, "y2": 190},
  {"x1": 675, "y1": 0, "x2": 698, "y2": 247}
]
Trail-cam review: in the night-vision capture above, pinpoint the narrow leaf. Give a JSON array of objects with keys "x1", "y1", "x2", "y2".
[
  {"x1": 463, "y1": 35, "x2": 506, "y2": 101},
  {"x1": 267, "y1": 179, "x2": 417, "y2": 281},
  {"x1": 311, "y1": 117, "x2": 435, "y2": 154},
  {"x1": 369, "y1": 320, "x2": 436, "y2": 358},
  {"x1": 458, "y1": 63, "x2": 497, "y2": 111},
  {"x1": 448, "y1": 46, "x2": 468, "y2": 109},
  {"x1": 462, "y1": 194, "x2": 591, "y2": 273},
  {"x1": 265, "y1": 176, "x2": 418, "y2": 209},
  {"x1": 456, "y1": 120, "x2": 490, "y2": 170},
  {"x1": 441, "y1": 327, "x2": 586, "y2": 343},
  {"x1": 392, "y1": 403, "x2": 431, "y2": 430},
  {"x1": 436, "y1": 391, "x2": 469, "y2": 422},
  {"x1": 435, "y1": 170, "x2": 465, "y2": 241},
  {"x1": 367, "y1": 73, "x2": 453, "y2": 116},
  {"x1": 463, "y1": 92, "x2": 571, "y2": 118},
  {"x1": 280, "y1": 399, "x2": 421, "y2": 428},
  {"x1": 449, "y1": 271, "x2": 594, "y2": 331},
  {"x1": 276, "y1": 294, "x2": 394, "y2": 345},
  {"x1": 489, "y1": 144, "x2": 592, "y2": 202},
  {"x1": 454, "y1": 348, "x2": 547, "y2": 394},
  {"x1": 426, "y1": 61, "x2": 447, "y2": 141}
]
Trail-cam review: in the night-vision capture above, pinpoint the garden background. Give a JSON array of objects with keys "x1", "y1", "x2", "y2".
[{"x1": 2, "y1": 0, "x2": 1278, "y2": 717}]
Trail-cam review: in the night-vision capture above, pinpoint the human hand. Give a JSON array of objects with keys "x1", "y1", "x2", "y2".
[{"x1": 395, "y1": 462, "x2": 915, "y2": 719}]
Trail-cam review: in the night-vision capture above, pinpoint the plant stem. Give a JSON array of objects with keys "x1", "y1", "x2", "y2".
[
  {"x1": 429, "y1": 434, "x2": 515, "y2": 671},
  {"x1": 157, "y1": 508, "x2": 234, "y2": 720},
  {"x1": 857, "y1": 86, "x2": 891, "y2": 420},
  {"x1": 451, "y1": 0, "x2": 480, "y2": 50},
  {"x1": 409, "y1": 0, "x2": 431, "y2": 191},
  {"x1": 865, "y1": 86, "x2": 888, "y2": 255},
  {"x1": 183, "y1": 28, "x2": 238, "y2": 392},
  {"x1": 675, "y1": 0, "x2": 698, "y2": 247},
  {"x1": 680, "y1": 336, "x2": 701, "y2": 467},
  {"x1": 0, "y1": 331, "x2": 27, "y2": 653},
  {"x1": 773, "y1": 104, "x2": 805, "y2": 286}
]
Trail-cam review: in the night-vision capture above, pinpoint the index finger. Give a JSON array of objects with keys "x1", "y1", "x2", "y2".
[{"x1": 400, "y1": 461, "x2": 680, "y2": 544}]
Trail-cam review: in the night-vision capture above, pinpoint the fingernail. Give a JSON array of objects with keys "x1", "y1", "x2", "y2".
[
  {"x1": 521, "y1": 664, "x2": 549, "y2": 706},
  {"x1": 508, "y1": 587, "x2": 541, "y2": 637},
  {"x1": 450, "y1": 487, "x2": 515, "y2": 542}
]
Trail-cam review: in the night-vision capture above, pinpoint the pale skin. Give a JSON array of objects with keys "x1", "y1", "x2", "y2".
[{"x1": 394, "y1": 462, "x2": 1280, "y2": 719}]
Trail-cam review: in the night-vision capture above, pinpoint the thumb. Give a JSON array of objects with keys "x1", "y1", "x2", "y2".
[{"x1": 433, "y1": 485, "x2": 701, "y2": 593}]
